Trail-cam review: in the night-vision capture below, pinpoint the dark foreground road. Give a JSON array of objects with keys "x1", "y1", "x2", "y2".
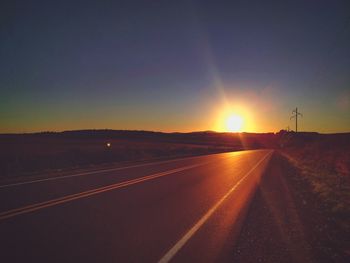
[{"x1": 0, "y1": 150, "x2": 272, "y2": 263}]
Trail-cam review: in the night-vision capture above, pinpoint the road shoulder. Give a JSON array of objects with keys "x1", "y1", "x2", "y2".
[{"x1": 231, "y1": 152, "x2": 349, "y2": 263}]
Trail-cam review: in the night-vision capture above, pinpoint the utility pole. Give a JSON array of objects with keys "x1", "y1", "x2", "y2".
[{"x1": 290, "y1": 107, "x2": 303, "y2": 132}]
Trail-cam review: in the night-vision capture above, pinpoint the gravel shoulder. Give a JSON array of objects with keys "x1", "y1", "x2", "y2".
[{"x1": 231, "y1": 152, "x2": 349, "y2": 263}]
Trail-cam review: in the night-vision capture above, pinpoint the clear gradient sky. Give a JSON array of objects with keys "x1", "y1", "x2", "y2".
[{"x1": 1, "y1": 0, "x2": 350, "y2": 133}]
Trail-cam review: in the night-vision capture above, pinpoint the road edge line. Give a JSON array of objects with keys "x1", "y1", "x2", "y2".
[{"x1": 158, "y1": 151, "x2": 272, "y2": 263}]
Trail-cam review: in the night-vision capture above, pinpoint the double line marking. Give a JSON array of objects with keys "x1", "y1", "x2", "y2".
[
  {"x1": 0, "y1": 163, "x2": 205, "y2": 221},
  {"x1": 0, "y1": 155, "x2": 212, "y2": 189}
]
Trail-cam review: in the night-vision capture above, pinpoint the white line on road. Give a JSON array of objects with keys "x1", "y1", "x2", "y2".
[
  {"x1": 0, "y1": 162, "x2": 208, "y2": 220},
  {"x1": 0, "y1": 154, "x2": 227, "y2": 189},
  {"x1": 158, "y1": 151, "x2": 272, "y2": 263}
]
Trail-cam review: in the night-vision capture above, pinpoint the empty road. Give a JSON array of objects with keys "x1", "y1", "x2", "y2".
[{"x1": 0, "y1": 149, "x2": 273, "y2": 263}]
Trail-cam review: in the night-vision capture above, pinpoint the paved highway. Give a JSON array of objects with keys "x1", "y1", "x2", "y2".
[{"x1": 0, "y1": 149, "x2": 273, "y2": 263}]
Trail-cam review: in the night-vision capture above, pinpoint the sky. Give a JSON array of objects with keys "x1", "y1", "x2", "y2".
[{"x1": 1, "y1": 0, "x2": 350, "y2": 133}]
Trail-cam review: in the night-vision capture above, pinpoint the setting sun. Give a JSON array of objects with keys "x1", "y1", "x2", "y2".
[
  {"x1": 226, "y1": 115, "x2": 244, "y2": 132},
  {"x1": 214, "y1": 103, "x2": 254, "y2": 132}
]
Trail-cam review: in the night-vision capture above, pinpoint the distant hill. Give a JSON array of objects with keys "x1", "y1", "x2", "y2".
[{"x1": 0, "y1": 129, "x2": 278, "y2": 148}]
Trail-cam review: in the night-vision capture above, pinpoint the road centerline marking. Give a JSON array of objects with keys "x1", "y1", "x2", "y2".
[
  {"x1": 0, "y1": 153, "x2": 232, "y2": 189},
  {"x1": 158, "y1": 151, "x2": 272, "y2": 263},
  {"x1": 0, "y1": 162, "x2": 209, "y2": 221}
]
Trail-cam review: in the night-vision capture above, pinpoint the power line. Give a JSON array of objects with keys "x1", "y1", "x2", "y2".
[{"x1": 290, "y1": 107, "x2": 303, "y2": 132}]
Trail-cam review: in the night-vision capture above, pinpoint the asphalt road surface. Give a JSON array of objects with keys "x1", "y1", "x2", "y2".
[{"x1": 0, "y1": 149, "x2": 273, "y2": 263}]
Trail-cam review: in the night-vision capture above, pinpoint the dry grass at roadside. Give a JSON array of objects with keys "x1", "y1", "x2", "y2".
[
  {"x1": 279, "y1": 132, "x2": 350, "y2": 230},
  {"x1": 281, "y1": 150, "x2": 350, "y2": 234}
]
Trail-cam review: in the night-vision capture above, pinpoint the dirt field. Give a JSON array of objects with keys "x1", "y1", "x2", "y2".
[{"x1": 0, "y1": 130, "x2": 277, "y2": 180}]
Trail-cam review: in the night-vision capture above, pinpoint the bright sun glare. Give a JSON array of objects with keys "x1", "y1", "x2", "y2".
[
  {"x1": 215, "y1": 104, "x2": 252, "y2": 132},
  {"x1": 226, "y1": 115, "x2": 244, "y2": 132}
]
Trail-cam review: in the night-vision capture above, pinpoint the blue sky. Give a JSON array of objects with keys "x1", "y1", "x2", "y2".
[{"x1": 1, "y1": 0, "x2": 349, "y2": 133}]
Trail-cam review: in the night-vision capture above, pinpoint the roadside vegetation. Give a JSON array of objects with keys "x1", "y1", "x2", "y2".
[{"x1": 279, "y1": 132, "x2": 350, "y2": 260}]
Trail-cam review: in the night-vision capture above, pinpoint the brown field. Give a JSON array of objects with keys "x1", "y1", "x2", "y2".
[
  {"x1": 0, "y1": 130, "x2": 277, "y2": 180},
  {"x1": 279, "y1": 132, "x2": 350, "y2": 248}
]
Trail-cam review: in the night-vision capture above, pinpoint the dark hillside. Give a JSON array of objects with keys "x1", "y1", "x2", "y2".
[{"x1": 0, "y1": 130, "x2": 277, "y2": 180}]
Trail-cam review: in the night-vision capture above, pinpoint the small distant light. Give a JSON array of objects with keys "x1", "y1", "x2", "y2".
[{"x1": 107, "y1": 143, "x2": 111, "y2": 147}]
